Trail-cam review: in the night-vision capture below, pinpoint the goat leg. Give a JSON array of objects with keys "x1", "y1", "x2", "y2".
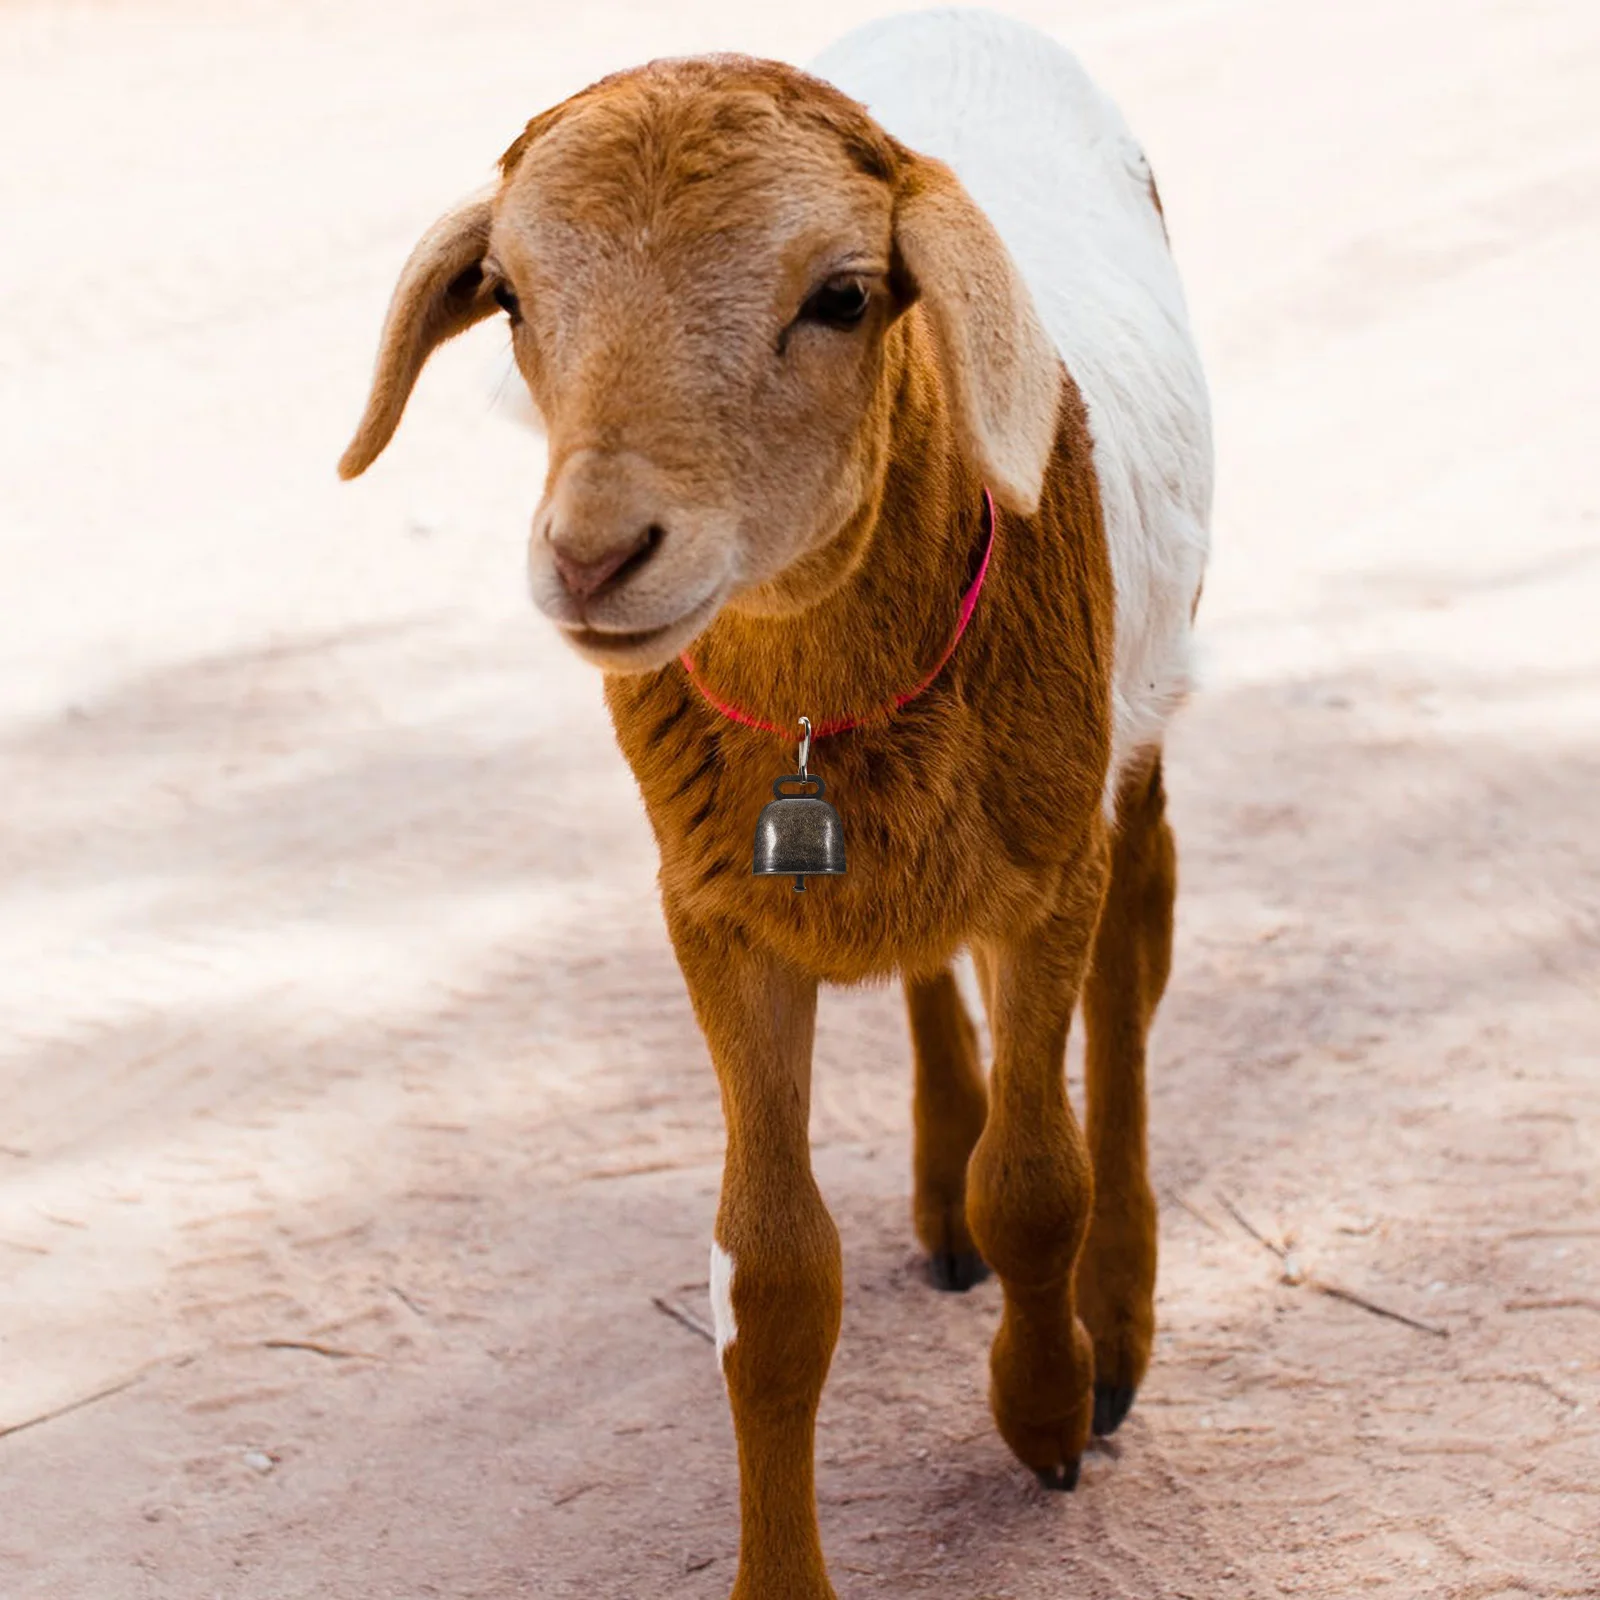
[
  {"x1": 666, "y1": 904, "x2": 841, "y2": 1600},
  {"x1": 967, "y1": 832, "x2": 1109, "y2": 1489}
]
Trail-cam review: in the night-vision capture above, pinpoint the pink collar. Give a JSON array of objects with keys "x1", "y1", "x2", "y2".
[{"x1": 679, "y1": 487, "x2": 997, "y2": 740}]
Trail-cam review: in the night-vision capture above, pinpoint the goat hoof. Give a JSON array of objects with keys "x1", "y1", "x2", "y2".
[
  {"x1": 928, "y1": 1250, "x2": 989, "y2": 1293},
  {"x1": 1092, "y1": 1383, "x2": 1136, "y2": 1437},
  {"x1": 1036, "y1": 1458, "x2": 1080, "y2": 1493}
]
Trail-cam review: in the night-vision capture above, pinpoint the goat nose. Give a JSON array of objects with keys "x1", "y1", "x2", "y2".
[{"x1": 548, "y1": 524, "x2": 664, "y2": 601}]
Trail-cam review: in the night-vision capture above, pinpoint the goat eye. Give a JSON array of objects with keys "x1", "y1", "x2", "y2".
[
  {"x1": 493, "y1": 282, "x2": 521, "y2": 322},
  {"x1": 799, "y1": 277, "x2": 870, "y2": 330}
]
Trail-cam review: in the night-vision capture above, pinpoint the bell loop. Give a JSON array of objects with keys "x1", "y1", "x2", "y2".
[{"x1": 797, "y1": 715, "x2": 811, "y2": 778}]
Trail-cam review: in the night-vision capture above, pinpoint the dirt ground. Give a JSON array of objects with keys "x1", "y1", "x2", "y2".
[{"x1": 2, "y1": 1, "x2": 1597, "y2": 1596}]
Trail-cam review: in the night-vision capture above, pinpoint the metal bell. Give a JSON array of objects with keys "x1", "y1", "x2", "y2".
[{"x1": 753, "y1": 718, "x2": 846, "y2": 892}]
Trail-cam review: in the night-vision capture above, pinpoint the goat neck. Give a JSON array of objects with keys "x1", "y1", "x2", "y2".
[{"x1": 677, "y1": 312, "x2": 986, "y2": 738}]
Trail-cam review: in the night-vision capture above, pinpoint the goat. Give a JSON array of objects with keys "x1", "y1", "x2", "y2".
[{"x1": 341, "y1": 11, "x2": 1211, "y2": 1596}]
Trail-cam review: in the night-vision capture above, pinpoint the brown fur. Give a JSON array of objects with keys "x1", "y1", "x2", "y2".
[
  {"x1": 1079, "y1": 755, "x2": 1176, "y2": 1404},
  {"x1": 341, "y1": 55, "x2": 1179, "y2": 1600},
  {"x1": 1147, "y1": 171, "x2": 1171, "y2": 244},
  {"x1": 906, "y1": 967, "x2": 988, "y2": 1278},
  {"x1": 338, "y1": 190, "x2": 498, "y2": 480}
]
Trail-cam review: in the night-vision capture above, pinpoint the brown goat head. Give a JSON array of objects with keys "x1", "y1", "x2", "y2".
[{"x1": 340, "y1": 56, "x2": 1060, "y2": 673}]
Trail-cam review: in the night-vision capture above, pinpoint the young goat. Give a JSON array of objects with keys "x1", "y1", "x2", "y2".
[{"x1": 342, "y1": 11, "x2": 1211, "y2": 1596}]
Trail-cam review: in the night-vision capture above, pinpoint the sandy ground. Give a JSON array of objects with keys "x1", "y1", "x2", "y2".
[{"x1": 2, "y1": 1, "x2": 1598, "y2": 1595}]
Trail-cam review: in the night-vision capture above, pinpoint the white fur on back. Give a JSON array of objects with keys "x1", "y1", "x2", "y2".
[{"x1": 812, "y1": 11, "x2": 1213, "y2": 805}]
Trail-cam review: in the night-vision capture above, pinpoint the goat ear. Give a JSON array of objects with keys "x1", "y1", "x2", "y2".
[
  {"x1": 891, "y1": 154, "x2": 1061, "y2": 516},
  {"x1": 339, "y1": 190, "x2": 498, "y2": 480}
]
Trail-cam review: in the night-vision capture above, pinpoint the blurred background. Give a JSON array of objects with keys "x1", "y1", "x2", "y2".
[{"x1": 1, "y1": 3, "x2": 1596, "y2": 1596}]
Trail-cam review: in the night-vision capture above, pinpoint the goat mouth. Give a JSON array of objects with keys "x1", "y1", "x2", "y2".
[
  {"x1": 558, "y1": 589, "x2": 723, "y2": 667},
  {"x1": 565, "y1": 619, "x2": 678, "y2": 651}
]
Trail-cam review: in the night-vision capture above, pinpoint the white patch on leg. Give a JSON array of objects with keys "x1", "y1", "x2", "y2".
[{"x1": 708, "y1": 1240, "x2": 737, "y2": 1365}]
